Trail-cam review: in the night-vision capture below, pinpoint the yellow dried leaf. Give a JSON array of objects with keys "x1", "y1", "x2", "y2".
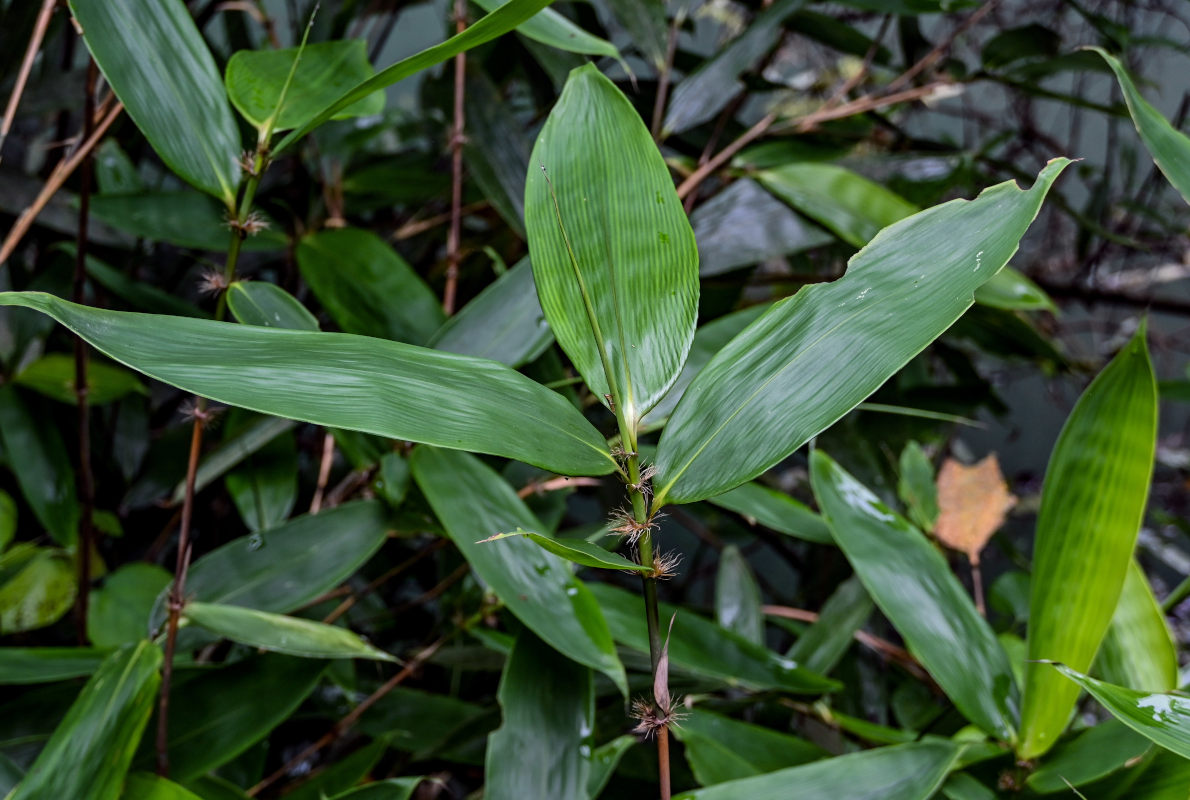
[{"x1": 933, "y1": 454, "x2": 1016, "y2": 563}]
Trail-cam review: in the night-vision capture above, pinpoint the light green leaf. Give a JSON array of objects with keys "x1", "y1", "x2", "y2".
[
  {"x1": 897, "y1": 441, "x2": 938, "y2": 532},
  {"x1": 1020, "y1": 326, "x2": 1158, "y2": 758},
  {"x1": 673, "y1": 740, "x2": 960, "y2": 800},
  {"x1": 122, "y1": 773, "x2": 204, "y2": 800},
  {"x1": 183, "y1": 602, "x2": 396, "y2": 661},
  {"x1": 0, "y1": 544, "x2": 77, "y2": 634},
  {"x1": 14, "y1": 352, "x2": 144, "y2": 405},
  {"x1": 811, "y1": 450, "x2": 1019, "y2": 740},
  {"x1": 88, "y1": 562, "x2": 171, "y2": 649},
  {"x1": 715, "y1": 545, "x2": 764, "y2": 645},
  {"x1": 226, "y1": 40, "x2": 383, "y2": 132},
  {"x1": 1096, "y1": 560, "x2": 1178, "y2": 693},
  {"x1": 0, "y1": 386, "x2": 79, "y2": 545},
  {"x1": 1048, "y1": 663, "x2": 1190, "y2": 760},
  {"x1": 1092, "y1": 47, "x2": 1190, "y2": 205},
  {"x1": 9, "y1": 641, "x2": 161, "y2": 800},
  {"x1": 486, "y1": 630, "x2": 594, "y2": 800},
  {"x1": 587, "y1": 581, "x2": 838, "y2": 694},
  {"x1": 411, "y1": 447, "x2": 627, "y2": 694},
  {"x1": 272, "y1": 0, "x2": 554, "y2": 155},
  {"x1": 0, "y1": 647, "x2": 106, "y2": 684},
  {"x1": 328, "y1": 778, "x2": 423, "y2": 800},
  {"x1": 227, "y1": 282, "x2": 319, "y2": 331},
  {"x1": 673, "y1": 708, "x2": 825, "y2": 785},
  {"x1": 653, "y1": 159, "x2": 1070, "y2": 506},
  {"x1": 474, "y1": 0, "x2": 621, "y2": 62},
  {"x1": 525, "y1": 63, "x2": 699, "y2": 430},
  {"x1": 481, "y1": 528, "x2": 649, "y2": 572},
  {"x1": 0, "y1": 293, "x2": 615, "y2": 477},
  {"x1": 1026, "y1": 719, "x2": 1150, "y2": 794},
  {"x1": 68, "y1": 0, "x2": 240, "y2": 204},
  {"x1": 973, "y1": 267, "x2": 1057, "y2": 312},
  {"x1": 587, "y1": 735, "x2": 635, "y2": 798},
  {"x1": 0, "y1": 489, "x2": 15, "y2": 552},
  {"x1": 708, "y1": 480, "x2": 833, "y2": 545}
]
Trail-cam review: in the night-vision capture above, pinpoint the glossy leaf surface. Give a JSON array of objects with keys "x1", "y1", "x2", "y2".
[
  {"x1": 412, "y1": 447, "x2": 626, "y2": 693},
  {"x1": 473, "y1": 0, "x2": 621, "y2": 61},
  {"x1": 123, "y1": 773, "x2": 204, "y2": 800},
  {"x1": 0, "y1": 544, "x2": 76, "y2": 633},
  {"x1": 674, "y1": 708, "x2": 825, "y2": 785},
  {"x1": 226, "y1": 282, "x2": 319, "y2": 331},
  {"x1": 1020, "y1": 327, "x2": 1158, "y2": 758},
  {"x1": 15, "y1": 353, "x2": 144, "y2": 405},
  {"x1": 481, "y1": 528, "x2": 649, "y2": 572},
  {"x1": 715, "y1": 545, "x2": 764, "y2": 645},
  {"x1": 9, "y1": 641, "x2": 161, "y2": 800},
  {"x1": 1097, "y1": 560, "x2": 1178, "y2": 692},
  {"x1": 525, "y1": 64, "x2": 698, "y2": 428},
  {"x1": 811, "y1": 450, "x2": 1019, "y2": 740},
  {"x1": 0, "y1": 293, "x2": 615, "y2": 477},
  {"x1": 653, "y1": 159, "x2": 1069, "y2": 505},
  {"x1": 673, "y1": 740, "x2": 959, "y2": 800},
  {"x1": 486, "y1": 630, "x2": 594, "y2": 800},
  {"x1": 183, "y1": 602, "x2": 397, "y2": 661},
  {"x1": 707, "y1": 481, "x2": 833, "y2": 545},
  {"x1": 68, "y1": 0, "x2": 240, "y2": 204},
  {"x1": 0, "y1": 386, "x2": 78, "y2": 545}
]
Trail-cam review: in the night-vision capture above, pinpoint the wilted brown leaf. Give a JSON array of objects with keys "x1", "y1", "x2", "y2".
[{"x1": 933, "y1": 454, "x2": 1017, "y2": 563}]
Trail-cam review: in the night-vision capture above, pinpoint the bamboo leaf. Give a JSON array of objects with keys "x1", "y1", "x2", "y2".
[
  {"x1": 88, "y1": 563, "x2": 171, "y2": 649},
  {"x1": 973, "y1": 267, "x2": 1057, "y2": 312},
  {"x1": 0, "y1": 386, "x2": 79, "y2": 545},
  {"x1": 0, "y1": 293, "x2": 615, "y2": 477},
  {"x1": 122, "y1": 773, "x2": 204, "y2": 800},
  {"x1": 473, "y1": 0, "x2": 622, "y2": 62},
  {"x1": 715, "y1": 546, "x2": 764, "y2": 645},
  {"x1": 1025, "y1": 719, "x2": 1150, "y2": 794},
  {"x1": 525, "y1": 64, "x2": 699, "y2": 430},
  {"x1": 480, "y1": 528, "x2": 649, "y2": 572},
  {"x1": 785, "y1": 574, "x2": 873, "y2": 676},
  {"x1": 8, "y1": 642, "x2": 161, "y2": 800},
  {"x1": 183, "y1": 602, "x2": 397, "y2": 661},
  {"x1": 1096, "y1": 560, "x2": 1179, "y2": 692},
  {"x1": 411, "y1": 447, "x2": 627, "y2": 694},
  {"x1": 1020, "y1": 326, "x2": 1158, "y2": 758},
  {"x1": 673, "y1": 708, "x2": 825, "y2": 785},
  {"x1": 811, "y1": 450, "x2": 1019, "y2": 740},
  {"x1": 653, "y1": 159, "x2": 1070, "y2": 506},
  {"x1": 15, "y1": 353, "x2": 145, "y2": 405},
  {"x1": 707, "y1": 481, "x2": 833, "y2": 545},
  {"x1": 0, "y1": 647, "x2": 106, "y2": 685},
  {"x1": 227, "y1": 282, "x2": 319, "y2": 331},
  {"x1": 68, "y1": 0, "x2": 241, "y2": 205}
]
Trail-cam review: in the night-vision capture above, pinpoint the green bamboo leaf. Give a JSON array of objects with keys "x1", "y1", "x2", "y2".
[
  {"x1": 897, "y1": 441, "x2": 939, "y2": 532},
  {"x1": 223, "y1": 412, "x2": 298, "y2": 532},
  {"x1": 810, "y1": 450, "x2": 1019, "y2": 740},
  {"x1": 88, "y1": 563, "x2": 171, "y2": 649},
  {"x1": 480, "y1": 528, "x2": 649, "y2": 572},
  {"x1": 9, "y1": 641, "x2": 161, "y2": 800},
  {"x1": 14, "y1": 352, "x2": 144, "y2": 406},
  {"x1": 708, "y1": 481, "x2": 833, "y2": 545},
  {"x1": 297, "y1": 228, "x2": 443, "y2": 344},
  {"x1": 227, "y1": 282, "x2": 319, "y2": 331},
  {"x1": 785, "y1": 574, "x2": 873, "y2": 676},
  {"x1": 272, "y1": 0, "x2": 553, "y2": 155},
  {"x1": 411, "y1": 447, "x2": 627, "y2": 694},
  {"x1": 122, "y1": 773, "x2": 204, "y2": 800},
  {"x1": 1096, "y1": 560, "x2": 1178, "y2": 693},
  {"x1": 587, "y1": 736, "x2": 634, "y2": 798},
  {"x1": 1026, "y1": 719, "x2": 1150, "y2": 794},
  {"x1": 89, "y1": 193, "x2": 286, "y2": 252},
  {"x1": 68, "y1": 0, "x2": 240, "y2": 205},
  {"x1": 0, "y1": 293, "x2": 615, "y2": 477},
  {"x1": 0, "y1": 647, "x2": 106, "y2": 684},
  {"x1": 170, "y1": 415, "x2": 295, "y2": 504},
  {"x1": 183, "y1": 601, "x2": 396, "y2": 661},
  {"x1": 653, "y1": 159, "x2": 1070, "y2": 506},
  {"x1": 486, "y1": 630, "x2": 594, "y2": 800},
  {"x1": 973, "y1": 267, "x2": 1057, "y2": 312},
  {"x1": 474, "y1": 0, "x2": 622, "y2": 62},
  {"x1": 1048, "y1": 663, "x2": 1190, "y2": 760},
  {"x1": 1092, "y1": 48, "x2": 1190, "y2": 205},
  {"x1": 1020, "y1": 326, "x2": 1158, "y2": 758},
  {"x1": 716, "y1": 546, "x2": 764, "y2": 645},
  {"x1": 226, "y1": 40, "x2": 384, "y2": 132},
  {"x1": 0, "y1": 489, "x2": 15, "y2": 553},
  {"x1": 525, "y1": 64, "x2": 699, "y2": 429},
  {"x1": 328, "y1": 779, "x2": 423, "y2": 800},
  {"x1": 0, "y1": 544, "x2": 77, "y2": 633},
  {"x1": 673, "y1": 740, "x2": 961, "y2": 800},
  {"x1": 281, "y1": 740, "x2": 386, "y2": 800},
  {"x1": 587, "y1": 582, "x2": 838, "y2": 694},
  {"x1": 0, "y1": 386, "x2": 79, "y2": 545},
  {"x1": 672, "y1": 708, "x2": 825, "y2": 785}
]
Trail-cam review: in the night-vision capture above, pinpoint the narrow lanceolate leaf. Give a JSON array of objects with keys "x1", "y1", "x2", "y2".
[
  {"x1": 525, "y1": 64, "x2": 699, "y2": 430},
  {"x1": 1020, "y1": 327, "x2": 1158, "y2": 759},
  {"x1": 785, "y1": 575, "x2": 873, "y2": 676},
  {"x1": 273, "y1": 0, "x2": 553, "y2": 155},
  {"x1": 715, "y1": 546, "x2": 765, "y2": 645},
  {"x1": 1096, "y1": 560, "x2": 1178, "y2": 692},
  {"x1": 0, "y1": 293, "x2": 615, "y2": 477},
  {"x1": 69, "y1": 0, "x2": 240, "y2": 205},
  {"x1": 122, "y1": 773, "x2": 205, "y2": 800},
  {"x1": 673, "y1": 740, "x2": 960, "y2": 800},
  {"x1": 673, "y1": 708, "x2": 825, "y2": 785},
  {"x1": 473, "y1": 0, "x2": 622, "y2": 62},
  {"x1": 1048, "y1": 663, "x2": 1190, "y2": 760},
  {"x1": 1025, "y1": 719, "x2": 1151, "y2": 794},
  {"x1": 481, "y1": 528, "x2": 649, "y2": 572},
  {"x1": 486, "y1": 630, "x2": 594, "y2": 800},
  {"x1": 811, "y1": 451, "x2": 1019, "y2": 740},
  {"x1": 653, "y1": 159, "x2": 1070, "y2": 506},
  {"x1": 412, "y1": 448, "x2": 627, "y2": 694},
  {"x1": 9, "y1": 641, "x2": 161, "y2": 800},
  {"x1": 183, "y1": 602, "x2": 397, "y2": 661},
  {"x1": 225, "y1": 40, "x2": 384, "y2": 132},
  {"x1": 1092, "y1": 48, "x2": 1190, "y2": 205},
  {"x1": 0, "y1": 648, "x2": 106, "y2": 684},
  {"x1": 707, "y1": 480, "x2": 833, "y2": 545},
  {"x1": 227, "y1": 282, "x2": 319, "y2": 331},
  {"x1": 0, "y1": 386, "x2": 79, "y2": 545}
]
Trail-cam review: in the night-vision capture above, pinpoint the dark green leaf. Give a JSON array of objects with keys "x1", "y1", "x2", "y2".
[
  {"x1": 225, "y1": 422, "x2": 298, "y2": 532},
  {"x1": 0, "y1": 647, "x2": 106, "y2": 684},
  {"x1": 282, "y1": 740, "x2": 386, "y2": 800},
  {"x1": 0, "y1": 489, "x2": 14, "y2": 552},
  {"x1": 981, "y1": 24, "x2": 1061, "y2": 69},
  {"x1": 89, "y1": 193, "x2": 286, "y2": 252},
  {"x1": 673, "y1": 708, "x2": 825, "y2": 785},
  {"x1": 463, "y1": 72, "x2": 530, "y2": 234},
  {"x1": 587, "y1": 735, "x2": 635, "y2": 798},
  {"x1": 88, "y1": 562, "x2": 171, "y2": 649},
  {"x1": 708, "y1": 481, "x2": 833, "y2": 545},
  {"x1": 14, "y1": 352, "x2": 144, "y2": 405},
  {"x1": 328, "y1": 778, "x2": 423, "y2": 800},
  {"x1": 171, "y1": 415, "x2": 295, "y2": 504},
  {"x1": 183, "y1": 602, "x2": 397, "y2": 661},
  {"x1": 0, "y1": 386, "x2": 79, "y2": 544},
  {"x1": 715, "y1": 545, "x2": 764, "y2": 645},
  {"x1": 786, "y1": 575, "x2": 873, "y2": 675},
  {"x1": 897, "y1": 441, "x2": 938, "y2": 531},
  {"x1": 481, "y1": 528, "x2": 649, "y2": 572},
  {"x1": 604, "y1": 0, "x2": 667, "y2": 68},
  {"x1": 227, "y1": 282, "x2": 319, "y2": 331},
  {"x1": 1026, "y1": 719, "x2": 1150, "y2": 794},
  {"x1": 0, "y1": 544, "x2": 77, "y2": 633}
]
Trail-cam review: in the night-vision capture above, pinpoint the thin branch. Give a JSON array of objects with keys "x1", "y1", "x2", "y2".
[
  {"x1": 392, "y1": 201, "x2": 487, "y2": 240},
  {"x1": 650, "y1": 9, "x2": 683, "y2": 139},
  {"x1": 321, "y1": 538, "x2": 449, "y2": 625},
  {"x1": 885, "y1": 0, "x2": 997, "y2": 94},
  {"x1": 309, "y1": 431, "x2": 336, "y2": 513},
  {"x1": 0, "y1": 0, "x2": 57, "y2": 166},
  {"x1": 443, "y1": 0, "x2": 467, "y2": 315},
  {"x1": 516, "y1": 476, "x2": 602, "y2": 498}
]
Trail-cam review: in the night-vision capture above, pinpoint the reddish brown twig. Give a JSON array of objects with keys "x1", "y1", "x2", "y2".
[
  {"x1": 650, "y1": 9, "x2": 682, "y2": 139},
  {"x1": 443, "y1": 0, "x2": 467, "y2": 315},
  {"x1": 392, "y1": 201, "x2": 487, "y2": 240},
  {"x1": 885, "y1": 0, "x2": 997, "y2": 94},
  {"x1": 0, "y1": 0, "x2": 57, "y2": 166},
  {"x1": 515, "y1": 476, "x2": 602, "y2": 498},
  {"x1": 309, "y1": 431, "x2": 336, "y2": 513}
]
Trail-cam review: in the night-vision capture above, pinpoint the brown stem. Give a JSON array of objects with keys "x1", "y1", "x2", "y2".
[
  {"x1": 515, "y1": 476, "x2": 602, "y2": 498},
  {"x1": 72, "y1": 60, "x2": 99, "y2": 645},
  {"x1": 649, "y1": 10, "x2": 682, "y2": 139},
  {"x1": 443, "y1": 0, "x2": 467, "y2": 315},
  {"x1": 309, "y1": 431, "x2": 336, "y2": 513},
  {"x1": 0, "y1": 0, "x2": 57, "y2": 166},
  {"x1": 971, "y1": 554, "x2": 986, "y2": 618},
  {"x1": 658, "y1": 726, "x2": 671, "y2": 800},
  {"x1": 885, "y1": 0, "x2": 997, "y2": 94}
]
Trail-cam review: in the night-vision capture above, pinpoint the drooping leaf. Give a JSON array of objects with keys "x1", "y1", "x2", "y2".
[
  {"x1": 1096, "y1": 560, "x2": 1178, "y2": 692},
  {"x1": 68, "y1": 0, "x2": 241, "y2": 204},
  {"x1": 14, "y1": 353, "x2": 145, "y2": 405},
  {"x1": 9, "y1": 641, "x2": 161, "y2": 800},
  {"x1": 227, "y1": 282, "x2": 319, "y2": 331},
  {"x1": 296, "y1": 228, "x2": 444, "y2": 345},
  {"x1": 0, "y1": 648, "x2": 106, "y2": 684},
  {"x1": 182, "y1": 602, "x2": 397, "y2": 661},
  {"x1": 480, "y1": 528, "x2": 649, "y2": 572},
  {"x1": 706, "y1": 480, "x2": 833, "y2": 545},
  {"x1": 932, "y1": 454, "x2": 1016, "y2": 562},
  {"x1": 411, "y1": 447, "x2": 627, "y2": 693},
  {"x1": 0, "y1": 293, "x2": 615, "y2": 477},
  {"x1": 715, "y1": 545, "x2": 764, "y2": 645},
  {"x1": 88, "y1": 562, "x2": 171, "y2": 649},
  {"x1": 1048, "y1": 663, "x2": 1190, "y2": 760},
  {"x1": 0, "y1": 386, "x2": 79, "y2": 545},
  {"x1": 122, "y1": 773, "x2": 205, "y2": 800},
  {"x1": 474, "y1": 0, "x2": 622, "y2": 62},
  {"x1": 811, "y1": 450, "x2": 1019, "y2": 740},
  {"x1": 429, "y1": 258, "x2": 552, "y2": 367},
  {"x1": 652, "y1": 159, "x2": 1070, "y2": 506},
  {"x1": 673, "y1": 740, "x2": 960, "y2": 800},
  {"x1": 1092, "y1": 48, "x2": 1190, "y2": 205},
  {"x1": 1020, "y1": 326, "x2": 1158, "y2": 759},
  {"x1": 1026, "y1": 719, "x2": 1151, "y2": 794},
  {"x1": 0, "y1": 544, "x2": 77, "y2": 633},
  {"x1": 225, "y1": 40, "x2": 384, "y2": 132},
  {"x1": 486, "y1": 630, "x2": 594, "y2": 800},
  {"x1": 525, "y1": 64, "x2": 699, "y2": 429},
  {"x1": 673, "y1": 708, "x2": 825, "y2": 785},
  {"x1": 786, "y1": 574, "x2": 873, "y2": 676},
  {"x1": 587, "y1": 582, "x2": 838, "y2": 694}
]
